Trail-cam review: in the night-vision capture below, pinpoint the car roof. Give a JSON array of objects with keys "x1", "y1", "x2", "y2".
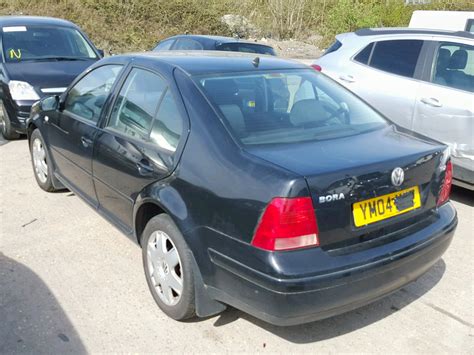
[
  {"x1": 355, "y1": 27, "x2": 474, "y2": 40},
  {"x1": 0, "y1": 16, "x2": 79, "y2": 29},
  {"x1": 164, "y1": 34, "x2": 274, "y2": 48},
  {"x1": 111, "y1": 51, "x2": 307, "y2": 75}
]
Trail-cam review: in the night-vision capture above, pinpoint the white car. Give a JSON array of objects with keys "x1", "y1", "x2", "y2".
[{"x1": 314, "y1": 28, "x2": 474, "y2": 190}]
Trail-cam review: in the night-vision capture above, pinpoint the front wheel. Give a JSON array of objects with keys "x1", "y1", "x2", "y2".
[
  {"x1": 142, "y1": 214, "x2": 196, "y2": 320},
  {"x1": 29, "y1": 129, "x2": 57, "y2": 192},
  {"x1": 1, "y1": 104, "x2": 20, "y2": 140}
]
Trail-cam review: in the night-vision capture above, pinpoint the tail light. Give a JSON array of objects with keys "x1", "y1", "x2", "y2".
[
  {"x1": 251, "y1": 197, "x2": 319, "y2": 251},
  {"x1": 311, "y1": 64, "x2": 322, "y2": 72},
  {"x1": 437, "y1": 160, "x2": 453, "y2": 206}
]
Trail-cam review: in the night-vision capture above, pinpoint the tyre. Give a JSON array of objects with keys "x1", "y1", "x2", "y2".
[
  {"x1": 142, "y1": 214, "x2": 196, "y2": 320},
  {"x1": 29, "y1": 129, "x2": 57, "y2": 192},
  {"x1": 1, "y1": 104, "x2": 20, "y2": 140}
]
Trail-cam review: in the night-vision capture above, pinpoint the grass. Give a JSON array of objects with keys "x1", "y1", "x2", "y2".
[{"x1": 1, "y1": 0, "x2": 472, "y2": 53}]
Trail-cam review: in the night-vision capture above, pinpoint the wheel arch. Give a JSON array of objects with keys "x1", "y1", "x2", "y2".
[
  {"x1": 27, "y1": 121, "x2": 38, "y2": 143},
  {"x1": 134, "y1": 192, "x2": 226, "y2": 318},
  {"x1": 134, "y1": 200, "x2": 166, "y2": 246}
]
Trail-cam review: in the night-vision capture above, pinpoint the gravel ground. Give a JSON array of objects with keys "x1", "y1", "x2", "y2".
[
  {"x1": 259, "y1": 38, "x2": 323, "y2": 59},
  {"x1": 0, "y1": 139, "x2": 473, "y2": 354}
]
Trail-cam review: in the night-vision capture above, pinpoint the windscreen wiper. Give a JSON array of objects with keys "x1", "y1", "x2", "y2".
[{"x1": 31, "y1": 56, "x2": 91, "y2": 61}]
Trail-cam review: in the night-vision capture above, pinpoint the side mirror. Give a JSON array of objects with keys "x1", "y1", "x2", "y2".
[
  {"x1": 58, "y1": 96, "x2": 66, "y2": 111},
  {"x1": 40, "y1": 95, "x2": 59, "y2": 111},
  {"x1": 97, "y1": 49, "x2": 105, "y2": 58}
]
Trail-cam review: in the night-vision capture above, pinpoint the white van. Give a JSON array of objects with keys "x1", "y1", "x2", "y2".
[{"x1": 409, "y1": 10, "x2": 474, "y2": 33}]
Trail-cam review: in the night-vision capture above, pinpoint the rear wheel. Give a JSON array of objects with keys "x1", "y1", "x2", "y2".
[
  {"x1": 29, "y1": 129, "x2": 57, "y2": 192},
  {"x1": 142, "y1": 214, "x2": 196, "y2": 320},
  {"x1": 1, "y1": 104, "x2": 20, "y2": 140}
]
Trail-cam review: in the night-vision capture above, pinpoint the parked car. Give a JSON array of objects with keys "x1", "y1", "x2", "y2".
[
  {"x1": 0, "y1": 16, "x2": 103, "y2": 139},
  {"x1": 27, "y1": 51, "x2": 456, "y2": 326},
  {"x1": 409, "y1": 10, "x2": 474, "y2": 33},
  {"x1": 153, "y1": 34, "x2": 276, "y2": 55},
  {"x1": 314, "y1": 28, "x2": 474, "y2": 190}
]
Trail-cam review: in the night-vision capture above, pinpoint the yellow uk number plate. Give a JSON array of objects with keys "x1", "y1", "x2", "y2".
[{"x1": 352, "y1": 186, "x2": 421, "y2": 227}]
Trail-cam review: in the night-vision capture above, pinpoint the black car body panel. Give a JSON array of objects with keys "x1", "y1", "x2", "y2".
[
  {"x1": 247, "y1": 126, "x2": 445, "y2": 249},
  {"x1": 28, "y1": 52, "x2": 457, "y2": 325},
  {"x1": 4, "y1": 60, "x2": 97, "y2": 89},
  {"x1": 0, "y1": 16, "x2": 101, "y2": 134}
]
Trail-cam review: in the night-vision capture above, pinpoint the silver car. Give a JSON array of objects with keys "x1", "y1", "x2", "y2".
[{"x1": 314, "y1": 28, "x2": 474, "y2": 189}]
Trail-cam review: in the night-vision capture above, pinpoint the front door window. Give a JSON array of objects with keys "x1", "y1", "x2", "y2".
[{"x1": 64, "y1": 65, "x2": 123, "y2": 122}]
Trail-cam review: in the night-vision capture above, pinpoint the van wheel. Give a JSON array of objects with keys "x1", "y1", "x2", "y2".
[
  {"x1": 29, "y1": 129, "x2": 56, "y2": 192},
  {"x1": 142, "y1": 214, "x2": 196, "y2": 320},
  {"x1": 1, "y1": 105, "x2": 20, "y2": 140}
]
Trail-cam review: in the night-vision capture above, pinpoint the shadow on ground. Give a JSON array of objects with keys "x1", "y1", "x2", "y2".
[
  {"x1": 450, "y1": 186, "x2": 473, "y2": 207},
  {"x1": 0, "y1": 136, "x2": 8, "y2": 146},
  {"x1": 212, "y1": 259, "x2": 446, "y2": 344},
  {"x1": 0, "y1": 253, "x2": 86, "y2": 354}
]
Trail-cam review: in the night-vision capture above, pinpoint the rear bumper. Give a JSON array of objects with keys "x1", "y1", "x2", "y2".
[{"x1": 200, "y1": 202, "x2": 457, "y2": 326}]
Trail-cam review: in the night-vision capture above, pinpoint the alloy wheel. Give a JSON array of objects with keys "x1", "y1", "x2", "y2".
[
  {"x1": 32, "y1": 138, "x2": 48, "y2": 184},
  {"x1": 146, "y1": 230, "x2": 183, "y2": 306}
]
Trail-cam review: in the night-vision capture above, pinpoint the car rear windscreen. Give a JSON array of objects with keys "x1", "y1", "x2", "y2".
[
  {"x1": 2, "y1": 25, "x2": 98, "y2": 62},
  {"x1": 216, "y1": 42, "x2": 276, "y2": 56},
  {"x1": 195, "y1": 69, "x2": 388, "y2": 146}
]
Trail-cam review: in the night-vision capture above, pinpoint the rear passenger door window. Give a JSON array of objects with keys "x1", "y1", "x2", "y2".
[
  {"x1": 369, "y1": 40, "x2": 423, "y2": 78},
  {"x1": 431, "y1": 42, "x2": 474, "y2": 93},
  {"x1": 107, "y1": 68, "x2": 166, "y2": 141},
  {"x1": 354, "y1": 40, "x2": 423, "y2": 78},
  {"x1": 106, "y1": 67, "x2": 185, "y2": 155}
]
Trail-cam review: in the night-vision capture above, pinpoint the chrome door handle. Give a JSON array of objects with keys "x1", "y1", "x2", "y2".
[
  {"x1": 81, "y1": 136, "x2": 93, "y2": 148},
  {"x1": 420, "y1": 97, "x2": 442, "y2": 107},
  {"x1": 136, "y1": 159, "x2": 154, "y2": 176},
  {"x1": 339, "y1": 75, "x2": 355, "y2": 83}
]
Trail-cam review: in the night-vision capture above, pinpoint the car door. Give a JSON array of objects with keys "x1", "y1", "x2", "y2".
[
  {"x1": 412, "y1": 40, "x2": 474, "y2": 182},
  {"x1": 93, "y1": 66, "x2": 186, "y2": 231},
  {"x1": 337, "y1": 39, "x2": 425, "y2": 130},
  {"x1": 47, "y1": 64, "x2": 123, "y2": 206}
]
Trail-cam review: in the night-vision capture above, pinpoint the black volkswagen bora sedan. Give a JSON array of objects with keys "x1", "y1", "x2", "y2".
[
  {"x1": 153, "y1": 34, "x2": 276, "y2": 56},
  {"x1": 27, "y1": 52, "x2": 457, "y2": 325},
  {"x1": 0, "y1": 16, "x2": 102, "y2": 139}
]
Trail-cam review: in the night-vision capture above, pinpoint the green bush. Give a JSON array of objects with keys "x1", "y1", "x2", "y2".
[
  {"x1": 0, "y1": 0, "x2": 472, "y2": 53},
  {"x1": 0, "y1": 0, "x2": 235, "y2": 53},
  {"x1": 318, "y1": 0, "x2": 474, "y2": 48}
]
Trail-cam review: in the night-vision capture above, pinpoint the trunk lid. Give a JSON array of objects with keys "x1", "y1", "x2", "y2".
[{"x1": 247, "y1": 125, "x2": 446, "y2": 250}]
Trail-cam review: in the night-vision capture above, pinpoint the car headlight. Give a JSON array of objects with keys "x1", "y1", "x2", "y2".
[{"x1": 8, "y1": 81, "x2": 40, "y2": 101}]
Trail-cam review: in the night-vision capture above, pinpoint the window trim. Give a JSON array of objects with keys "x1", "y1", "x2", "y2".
[{"x1": 62, "y1": 63, "x2": 124, "y2": 125}]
